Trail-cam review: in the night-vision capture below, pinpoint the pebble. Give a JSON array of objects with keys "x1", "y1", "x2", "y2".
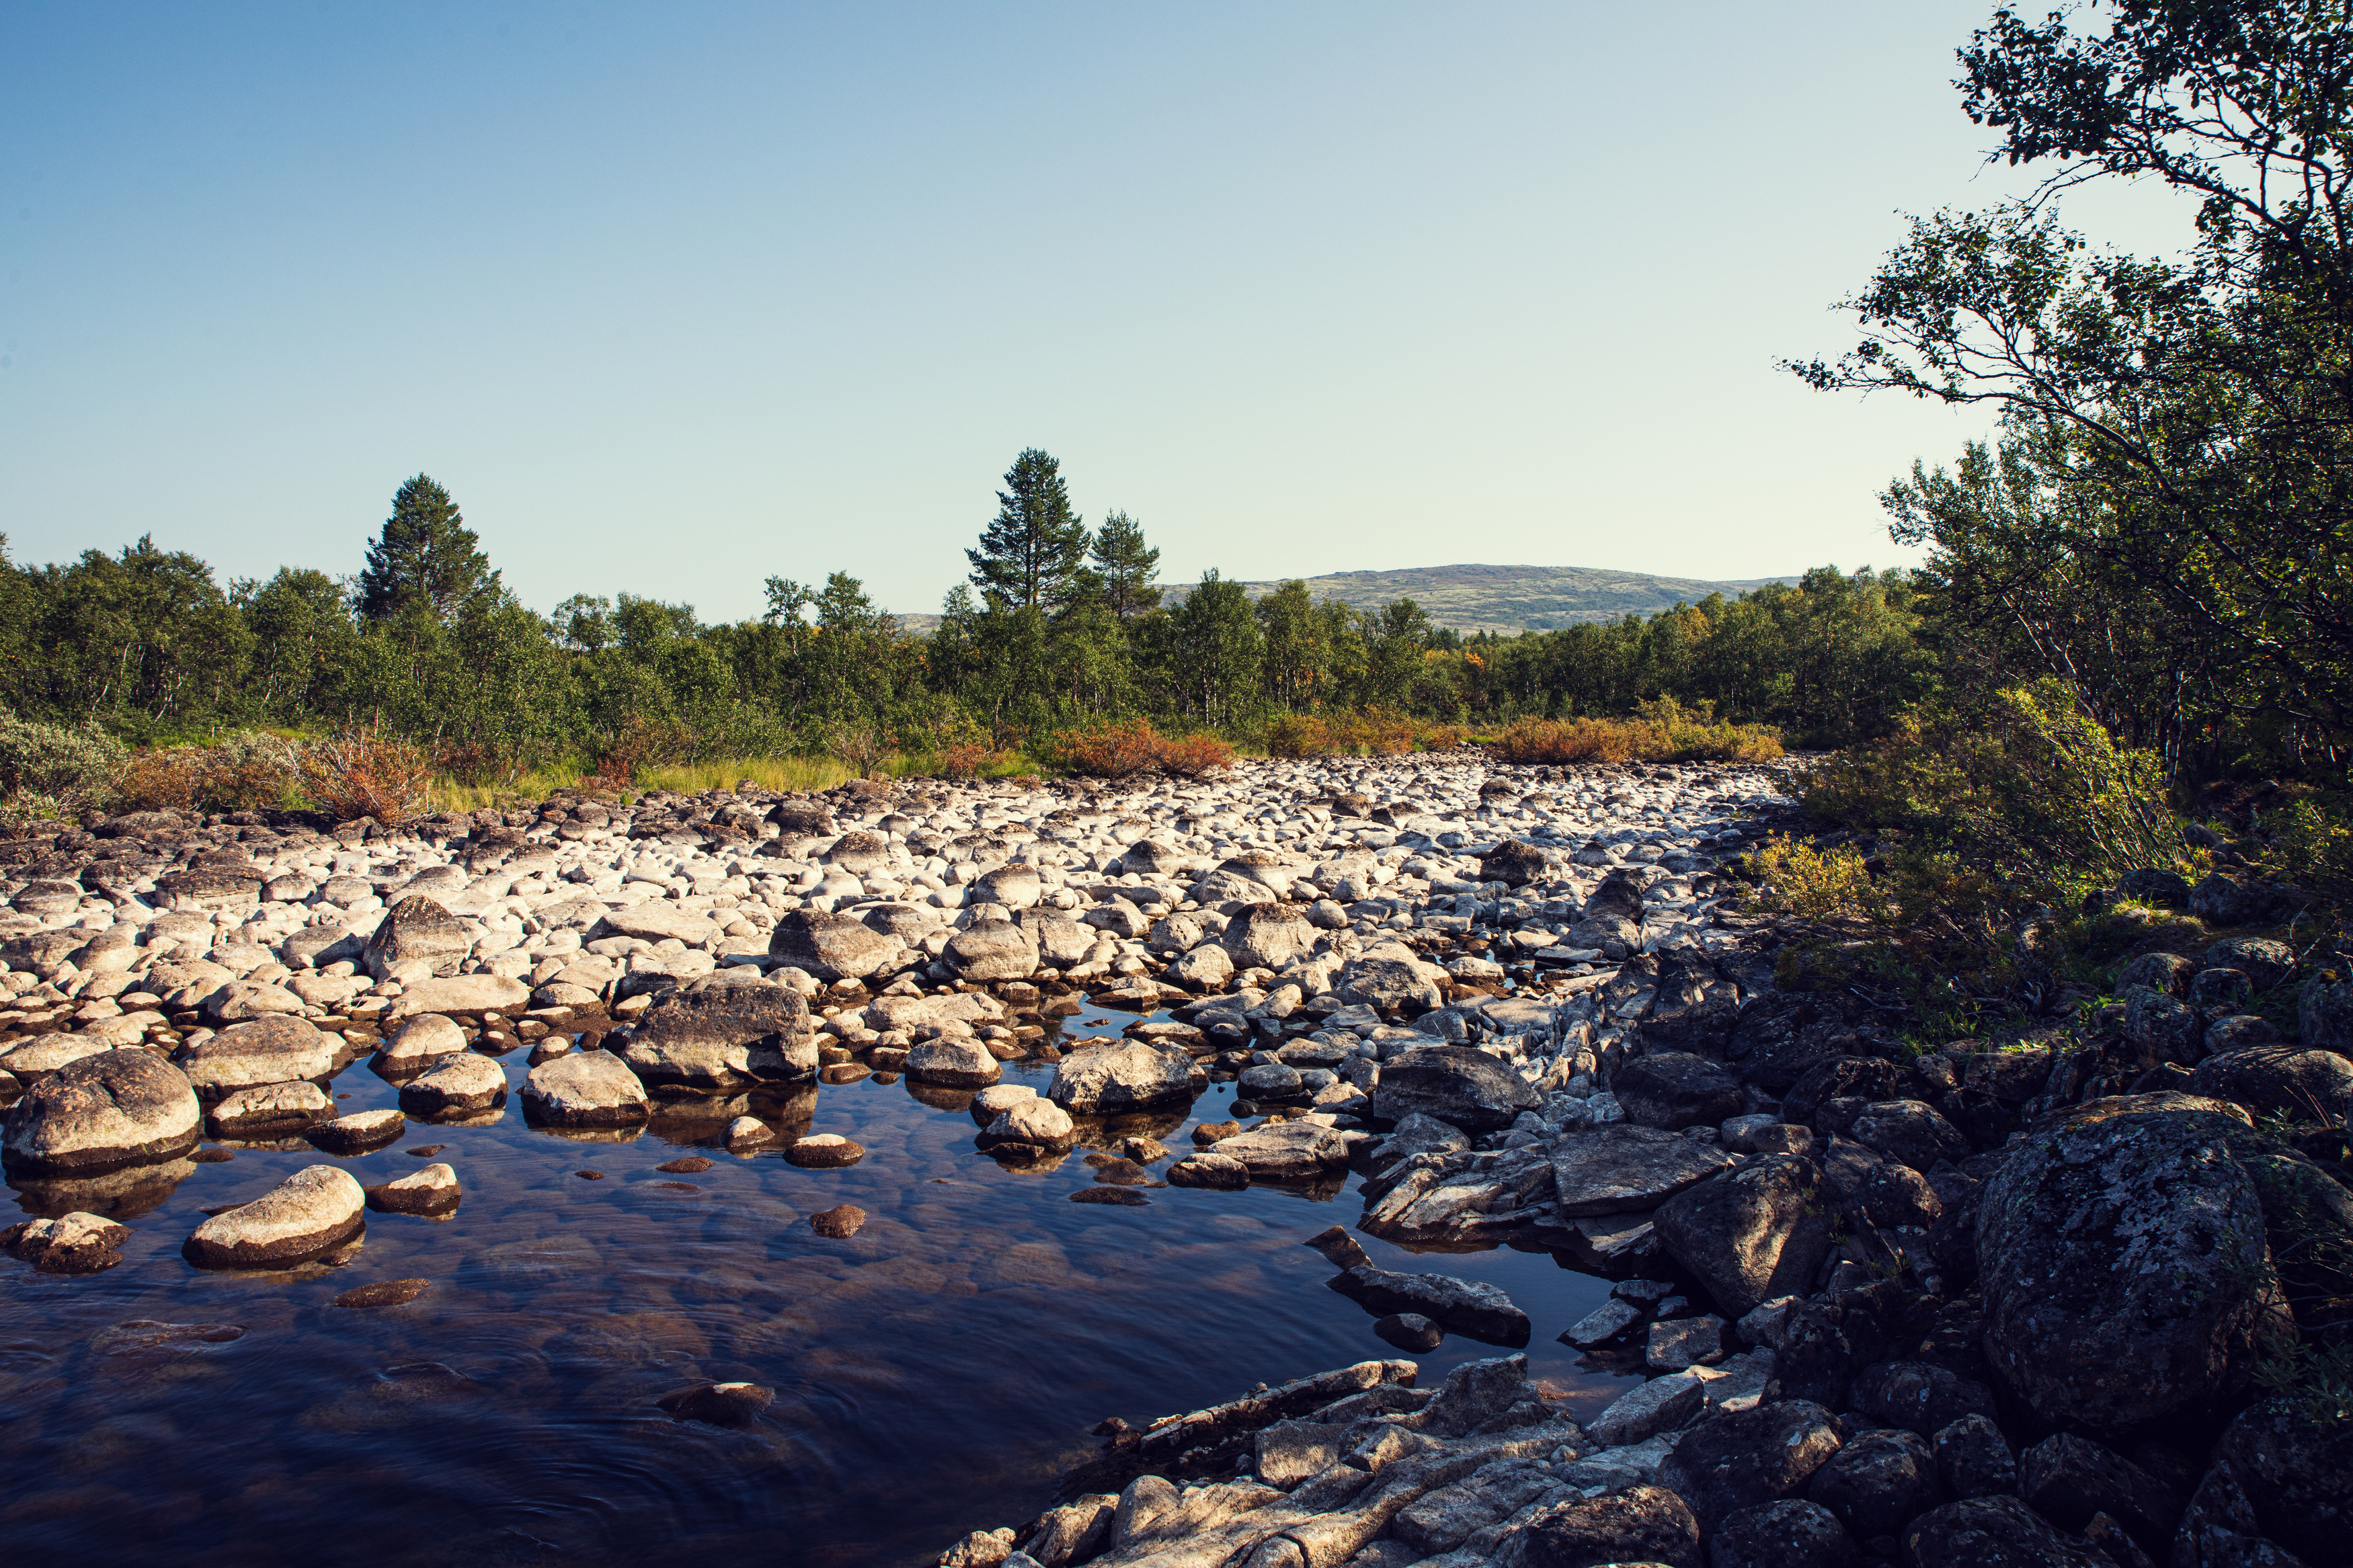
[
  {"x1": 809, "y1": 1203, "x2": 867, "y2": 1237},
  {"x1": 784, "y1": 1133, "x2": 865, "y2": 1169}
]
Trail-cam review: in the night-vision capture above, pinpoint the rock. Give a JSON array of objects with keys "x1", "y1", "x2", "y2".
[
  {"x1": 364, "y1": 1161, "x2": 461, "y2": 1215},
  {"x1": 1933, "y1": 1414, "x2": 2016, "y2": 1501},
  {"x1": 1849, "y1": 1100, "x2": 1971, "y2": 1171},
  {"x1": 1478, "y1": 838, "x2": 1549, "y2": 887},
  {"x1": 0, "y1": 1210, "x2": 132, "y2": 1274},
  {"x1": 1374, "y1": 1313, "x2": 1442, "y2": 1352},
  {"x1": 1560, "y1": 1298, "x2": 1644, "y2": 1348},
  {"x1": 362, "y1": 895, "x2": 475, "y2": 981},
  {"x1": 521, "y1": 1050, "x2": 649, "y2": 1126},
  {"x1": 1784, "y1": 1057, "x2": 1902, "y2": 1128},
  {"x1": 1507, "y1": 1485, "x2": 1700, "y2": 1568},
  {"x1": 201, "y1": 981, "x2": 307, "y2": 1024},
  {"x1": 940, "y1": 1528, "x2": 1018, "y2": 1568},
  {"x1": 2117, "y1": 951, "x2": 2196, "y2": 996},
  {"x1": 905, "y1": 1037, "x2": 1002, "y2": 1089},
  {"x1": 594, "y1": 902, "x2": 723, "y2": 946},
  {"x1": 1206, "y1": 1118, "x2": 1352, "y2": 1180},
  {"x1": 389, "y1": 975, "x2": 530, "y2": 1017},
  {"x1": 1221, "y1": 904, "x2": 1317, "y2": 970},
  {"x1": 1167, "y1": 944, "x2": 1234, "y2": 989},
  {"x1": 1900, "y1": 1495, "x2": 2112, "y2": 1568},
  {"x1": 2200, "y1": 1397, "x2": 2353, "y2": 1567},
  {"x1": 2301, "y1": 975, "x2": 2353, "y2": 1053},
  {"x1": 1977, "y1": 1102, "x2": 2293, "y2": 1432},
  {"x1": 656, "y1": 1380, "x2": 773, "y2": 1428},
  {"x1": 723, "y1": 1115, "x2": 772, "y2": 1148},
  {"x1": 1550, "y1": 1122, "x2": 1736, "y2": 1216},
  {"x1": 0, "y1": 1034, "x2": 114, "y2": 1083},
  {"x1": 2204, "y1": 937, "x2": 2296, "y2": 991},
  {"x1": 1588, "y1": 1368, "x2": 1707, "y2": 1446},
  {"x1": 809, "y1": 1203, "x2": 866, "y2": 1238},
  {"x1": 374, "y1": 1013, "x2": 469, "y2": 1078},
  {"x1": 2019, "y1": 1432, "x2": 2181, "y2": 1551},
  {"x1": 1238, "y1": 1062, "x2": 1304, "y2": 1101},
  {"x1": 1, "y1": 1047, "x2": 200, "y2": 1175},
  {"x1": 2190, "y1": 1046, "x2": 2353, "y2": 1124},
  {"x1": 1654, "y1": 1154, "x2": 1833, "y2": 1319},
  {"x1": 980, "y1": 1098, "x2": 1076, "y2": 1151},
  {"x1": 1165, "y1": 1152, "x2": 1248, "y2": 1188},
  {"x1": 616, "y1": 980, "x2": 816, "y2": 1091},
  {"x1": 2124, "y1": 984, "x2": 2202, "y2": 1061},
  {"x1": 306, "y1": 1108, "x2": 407, "y2": 1154},
  {"x1": 785, "y1": 1132, "x2": 865, "y2": 1168},
  {"x1": 1849, "y1": 1361, "x2": 1998, "y2": 1438},
  {"x1": 1048, "y1": 1040, "x2": 1195, "y2": 1113},
  {"x1": 397, "y1": 1053, "x2": 508, "y2": 1116},
  {"x1": 331, "y1": 1278, "x2": 432, "y2": 1309},
  {"x1": 943, "y1": 918, "x2": 1039, "y2": 982},
  {"x1": 1370, "y1": 1044, "x2": 1540, "y2": 1132},
  {"x1": 1338, "y1": 956, "x2": 1443, "y2": 1016},
  {"x1": 1646, "y1": 1313, "x2": 1727, "y2": 1370},
  {"x1": 207, "y1": 1080, "x2": 333, "y2": 1139},
  {"x1": 176, "y1": 1015, "x2": 337, "y2": 1092},
  {"x1": 1806, "y1": 1426, "x2": 1940, "y2": 1539},
  {"x1": 1654, "y1": 1398, "x2": 1843, "y2": 1534},
  {"x1": 183, "y1": 1165, "x2": 366, "y2": 1268},
  {"x1": 2190, "y1": 872, "x2": 2266, "y2": 925},
  {"x1": 1706, "y1": 1499, "x2": 1854, "y2": 1568},
  {"x1": 1328, "y1": 1264, "x2": 1530, "y2": 1346},
  {"x1": 1613, "y1": 1050, "x2": 1744, "y2": 1130}
]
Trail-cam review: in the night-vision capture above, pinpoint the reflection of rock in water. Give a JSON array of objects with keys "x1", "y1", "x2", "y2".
[
  {"x1": 1070, "y1": 1104, "x2": 1193, "y2": 1148},
  {"x1": 647, "y1": 1083, "x2": 816, "y2": 1147},
  {"x1": 528, "y1": 1121, "x2": 647, "y2": 1146},
  {"x1": 406, "y1": 1104, "x2": 505, "y2": 1130},
  {"x1": 464, "y1": 1236, "x2": 602, "y2": 1290},
  {"x1": 902, "y1": 1079, "x2": 978, "y2": 1115},
  {"x1": 11, "y1": 1157, "x2": 196, "y2": 1220}
]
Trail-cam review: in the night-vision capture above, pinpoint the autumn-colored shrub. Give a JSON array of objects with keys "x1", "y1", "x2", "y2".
[
  {"x1": 300, "y1": 731, "x2": 434, "y2": 824},
  {"x1": 1490, "y1": 702, "x2": 1783, "y2": 766},
  {"x1": 1157, "y1": 733, "x2": 1235, "y2": 778},
  {"x1": 1417, "y1": 725, "x2": 1472, "y2": 751},
  {"x1": 935, "y1": 741, "x2": 1016, "y2": 779},
  {"x1": 1265, "y1": 714, "x2": 1336, "y2": 758},
  {"x1": 1054, "y1": 718, "x2": 1164, "y2": 778},
  {"x1": 118, "y1": 732, "x2": 305, "y2": 813}
]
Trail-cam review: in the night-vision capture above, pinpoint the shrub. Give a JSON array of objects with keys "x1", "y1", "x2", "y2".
[
  {"x1": 822, "y1": 721, "x2": 894, "y2": 778},
  {"x1": 0, "y1": 710, "x2": 127, "y2": 811},
  {"x1": 1490, "y1": 701, "x2": 1783, "y2": 766},
  {"x1": 934, "y1": 741, "x2": 1016, "y2": 779},
  {"x1": 1743, "y1": 834, "x2": 1893, "y2": 923},
  {"x1": 1265, "y1": 713, "x2": 1335, "y2": 758},
  {"x1": 1054, "y1": 718, "x2": 1164, "y2": 778},
  {"x1": 591, "y1": 716, "x2": 694, "y2": 786},
  {"x1": 1157, "y1": 733, "x2": 1235, "y2": 778},
  {"x1": 300, "y1": 731, "x2": 434, "y2": 823},
  {"x1": 118, "y1": 731, "x2": 304, "y2": 814}
]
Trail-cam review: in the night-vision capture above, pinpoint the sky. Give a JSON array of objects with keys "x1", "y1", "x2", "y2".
[{"x1": 0, "y1": 2, "x2": 2198, "y2": 622}]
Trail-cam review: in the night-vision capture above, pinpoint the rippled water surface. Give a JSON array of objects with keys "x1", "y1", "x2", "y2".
[{"x1": 1, "y1": 1009, "x2": 1636, "y2": 1568}]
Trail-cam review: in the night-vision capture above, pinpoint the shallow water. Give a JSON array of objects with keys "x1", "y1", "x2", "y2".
[{"x1": 0, "y1": 1009, "x2": 1637, "y2": 1568}]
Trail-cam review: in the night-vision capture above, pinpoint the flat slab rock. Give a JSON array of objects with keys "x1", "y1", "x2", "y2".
[
  {"x1": 1327, "y1": 1263, "x2": 1531, "y2": 1346},
  {"x1": 1551, "y1": 1122, "x2": 1737, "y2": 1216}
]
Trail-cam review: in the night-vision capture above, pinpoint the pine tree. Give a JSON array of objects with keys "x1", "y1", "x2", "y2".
[
  {"x1": 967, "y1": 448, "x2": 1089, "y2": 611},
  {"x1": 356, "y1": 474, "x2": 499, "y2": 625},
  {"x1": 1090, "y1": 510, "x2": 1162, "y2": 621}
]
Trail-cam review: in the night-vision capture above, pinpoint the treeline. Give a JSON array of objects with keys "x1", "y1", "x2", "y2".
[{"x1": 0, "y1": 458, "x2": 1925, "y2": 779}]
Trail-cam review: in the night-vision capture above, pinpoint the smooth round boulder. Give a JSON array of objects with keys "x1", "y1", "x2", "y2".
[
  {"x1": 725, "y1": 1114, "x2": 774, "y2": 1149},
  {"x1": 767, "y1": 909, "x2": 906, "y2": 981},
  {"x1": 1221, "y1": 903, "x2": 1316, "y2": 971},
  {"x1": 183, "y1": 1165, "x2": 365, "y2": 1268},
  {"x1": 979, "y1": 1096, "x2": 1076, "y2": 1151},
  {"x1": 968, "y1": 863, "x2": 1043, "y2": 910},
  {"x1": 177, "y1": 1015, "x2": 336, "y2": 1094},
  {"x1": 0, "y1": 1033, "x2": 114, "y2": 1083},
  {"x1": 943, "y1": 918, "x2": 1039, "y2": 982},
  {"x1": 784, "y1": 1132, "x2": 864, "y2": 1168},
  {"x1": 967, "y1": 1083, "x2": 1039, "y2": 1125},
  {"x1": 1238, "y1": 1062, "x2": 1306, "y2": 1102},
  {"x1": 364, "y1": 1161, "x2": 461, "y2": 1215},
  {"x1": 306, "y1": 1108, "x2": 407, "y2": 1154},
  {"x1": 2, "y1": 1048, "x2": 200, "y2": 1177},
  {"x1": 522, "y1": 1049, "x2": 650, "y2": 1126},
  {"x1": 372, "y1": 1013, "x2": 469, "y2": 1079},
  {"x1": 1047, "y1": 1040, "x2": 1195, "y2": 1114},
  {"x1": 206, "y1": 1081, "x2": 333, "y2": 1139},
  {"x1": 397, "y1": 1053, "x2": 508, "y2": 1117},
  {"x1": 0, "y1": 1210, "x2": 133, "y2": 1274},
  {"x1": 904, "y1": 1037, "x2": 1002, "y2": 1089}
]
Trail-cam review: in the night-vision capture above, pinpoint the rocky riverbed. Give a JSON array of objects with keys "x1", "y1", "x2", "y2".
[{"x1": 3, "y1": 753, "x2": 2346, "y2": 1566}]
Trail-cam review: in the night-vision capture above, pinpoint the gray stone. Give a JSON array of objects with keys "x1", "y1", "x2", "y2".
[
  {"x1": 1328, "y1": 1264, "x2": 1529, "y2": 1346},
  {"x1": 1, "y1": 1048, "x2": 200, "y2": 1176},
  {"x1": 388, "y1": 975, "x2": 530, "y2": 1016},
  {"x1": 617, "y1": 978, "x2": 817, "y2": 1091},
  {"x1": 1048, "y1": 1040, "x2": 1195, "y2": 1113},
  {"x1": 176, "y1": 1015, "x2": 337, "y2": 1093},
  {"x1": 364, "y1": 1161, "x2": 461, "y2": 1214},
  {"x1": 2190, "y1": 1046, "x2": 2353, "y2": 1125},
  {"x1": 207, "y1": 1080, "x2": 333, "y2": 1139},
  {"x1": 0, "y1": 1210, "x2": 132, "y2": 1274},
  {"x1": 1654, "y1": 1154, "x2": 1834, "y2": 1319},
  {"x1": 905, "y1": 1037, "x2": 1002, "y2": 1089},
  {"x1": 305, "y1": 1107, "x2": 407, "y2": 1154},
  {"x1": 397, "y1": 1053, "x2": 507, "y2": 1116},
  {"x1": 1222, "y1": 903, "x2": 1318, "y2": 970},
  {"x1": 1645, "y1": 1313, "x2": 1726, "y2": 1370},
  {"x1": 594, "y1": 902, "x2": 723, "y2": 946},
  {"x1": 1806, "y1": 1426, "x2": 1940, "y2": 1539},
  {"x1": 522, "y1": 1050, "x2": 649, "y2": 1126},
  {"x1": 1849, "y1": 1099, "x2": 1971, "y2": 1171},
  {"x1": 1900, "y1": 1495, "x2": 2111, "y2": 1568},
  {"x1": 374, "y1": 1012, "x2": 468, "y2": 1079},
  {"x1": 183, "y1": 1164, "x2": 366, "y2": 1268},
  {"x1": 1587, "y1": 1370, "x2": 1706, "y2": 1448},
  {"x1": 1706, "y1": 1499, "x2": 1853, "y2": 1568},
  {"x1": 1551, "y1": 1122, "x2": 1736, "y2": 1216},
  {"x1": 1654, "y1": 1398, "x2": 1843, "y2": 1534},
  {"x1": 362, "y1": 895, "x2": 476, "y2": 981},
  {"x1": 768, "y1": 909, "x2": 906, "y2": 980},
  {"x1": 1503, "y1": 1485, "x2": 1700, "y2": 1568},
  {"x1": 1370, "y1": 1044, "x2": 1539, "y2": 1132},
  {"x1": 943, "y1": 918, "x2": 1039, "y2": 982},
  {"x1": 1933, "y1": 1413, "x2": 2016, "y2": 1501},
  {"x1": 1613, "y1": 1050, "x2": 1743, "y2": 1130}
]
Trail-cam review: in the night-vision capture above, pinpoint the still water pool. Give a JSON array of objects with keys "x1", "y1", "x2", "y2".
[{"x1": 0, "y1": 1008, "x2": 1636, "y2": 1568}]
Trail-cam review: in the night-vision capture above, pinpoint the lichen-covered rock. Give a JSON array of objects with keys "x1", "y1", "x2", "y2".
[
  {"x1": 2191, "y1": 1046, "x2": 2353, "y2": 1125},
  {"x1": 1900, "y1": 1494, "x2": 2112, "y2": 1568},
  {"x1": 1804, "y1": 1426, "x2": 1939, "y2": 1539},
  {"x1": 522, "y1": 1050, "x2": 650, "y2": 1126},
  {"x1": 1501, "y1": 1485, "x2": 1700, "y2": 1568},
  {"x1": 2203, "y1": 1397, "x2": 2353, "y2": 1567},
  {"x1": 943, "y1": 918, "x2": 1039, "y2": 982},
  {"x1": 1219, "y1": 903, "x2": 1316, "y2": 971},
  {"x1": 0, "y1": 1210, "x2": 132, "y2": 1274},
  {"x1": 768, "y1": 909, "x2": 907, "y2": 981},
  {"x1": 176, "y1": 1015, "x2": 337, "y2": 1093},
  {"x1": 1654, "y1": 1153, "x2": 1833, "y2": 1319},
  {"x1": 616, "y1": 979, "x2": 816, "y2": 1091},
  {"x1": 1976, "y1": 1101, "x2": 2294, "y2": 1432},
  {"x1": 3, "y1": 1048, "x2": 201, "y2": 1176},
  {"x1": 1611, "y1": 1050, "x2": 1743, "y2": 1130},
  {"x1": 905, "y1": 1037, "x2": 1002, "y2": 1089},
  {"x1": 1654, "y1": 1398, "x2": 1843, "y2": 1534},
  {"x1": 362, "y1": 895, "x2": 475, "y2": 981},
  {"x1": 1326, "y1": 1264, "x2": 1530, "y2": 1346},
  {"x1": 1550, "y1": 1122, "x2": 1737, "y2": 1216},
  {"x1": 1706, "y1": 1499, "x2": 1853, "y2": 1568},
  {"x1": 1048, "y1": 1040, "x2": 1194, "y2": 1113}
]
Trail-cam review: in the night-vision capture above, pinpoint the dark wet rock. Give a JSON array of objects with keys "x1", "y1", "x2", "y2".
[
  {"x1": 784, "y1": 1133, "x2": 865, "y2": 1169},
  {"x1": 616, "y1": 981, "x2": 816, "y2": 1091},
  {"x1": 1933, "y1": 1413, "x2": 2016, "y2": 1501},
  {"x1": 364, "y1": 1161, "x2": 461, "y2": 1215},
  {"x1": 656, "y1": 1380, "x2": 773, "y2": 1428},
  {"x1": 1707, "y1": 1498, "x2": 1853, "y2": 1568},
  {"x1": 1654, "y1": 1153, "x2": 1833, "y2": 1319},
  {"x1": 1806, "y1": 1426, "x2": 1940, "y2": 1539},
  {"x1": 1503, "y1": 1484, "x2": 1700, "y2": 1568},
  {"x1": 1977, "y1": 1102, "x2": 2293, "y2": 1432},
  {"x1": 809, "y1": 1203, "x2": 866, "y2": 1238},
  {"x1": 1551, "y1": 1122, "x2": 1737, "y2": 1216},
  {"x1": 2019, "y1": 1432, "x2": 2180, "y2": 1552},
  {"x1": 1612, "y1": 1050, "x2": 1743, "y2": 1130},
  {"x1": 1328, "y1": 1264, "x2": 1530, "y2": 1346},
  {"x1": 184, "y1": 1164, "x2": 366, "y2": 1268},
  {"x1": 1088, "y1": 1155, "x2": 1154, "y2": 1186},
  {"x1": 1900, "y1": 1494, "x2": 2112, "y2": 1568},
  {"x1": 0, "y1": 1210, "x2": 131, "y2": 1274},
  {"x1": 1370, "y1": 1044, "x2": 1540, "y2": 1132},
  {"x1": 305, "y1": 1108, "x2": 406, "y2": 1154},
  {"x1": 2190, "y1": 1046, "x2": 2353, "y2": 1125},
  {"x1": 362, "y1": 895, "x2": 474, "y2": 981},
  {"x1": 89, "y1": 1319, "x2": 246, "y2": 1358},
  {"x1": 1069, "y1": 1187, "x2": 1148, "y2": 1206},
  {"x1": 1048, "y1": 1040, "x2": 1193, "y2": 1113},
  {"x1": 906, "y1": 1037, "x2": 1004, "y2": 1089},
  {"x1": 655, "y1": 1156, "x2": 713, "y2": 1173},
  {"x1": 1650, "y1": 1398, "x2": 1842, "y2": 1534},
  {"x1": 1849, "y1": 1100, "x2": 1970, "y2": 1171},
  {"x1": 769, "y1": 909, "x2": 906, "y2": 981},
  {"x1": 2, "y1": 1047, "x2": 200, "y2": 1175},
  {"x1": 1374, "y1": 1312, "x2": 1441, "y2": 1352},
  {"x1": 176, "y1": 1015, "x2": 337, "y2": 1094},
  {"x1": 397, "y1": 1053, "x2": 507, "y2": 1116},
  {"x1": 1479, "y1": 838, "x2": 1549, "y2": 888},
  {"x1": 331, "y1": 1278, "x2": 432, "y2": 1309},
  {"x1": 521, "y1": 1049, "x2": 650, "y2": 1126}
]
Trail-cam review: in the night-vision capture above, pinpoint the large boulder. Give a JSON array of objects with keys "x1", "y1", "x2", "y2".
[
  {"x1": 1478, "y1": 839, "x2": 1550, "y2": 888},
  {"x1": 767, "y1": 909, "x2": 906, "y2": 981},
  {"x1": 1639, "y1": 947, "x2": 1745, "y2": 1051},
  {"x1": 1371, "y1": 1045, "x2": 1539, "y2": 1133},
  {"x1": 1706, "y1": 1499, "x2": 1853, "y2": 1568},
  {"x1": 2, "y1": 1048, "x2": 200, "y2": 1176},
  {"x1": 2191, "y1": 1045, "x2": 2353, "y2": 1125},
  {"x1": 1804, "y1": 1427, "x2": 1940, "y2": 1540},
  {"x1": 2205, "y1": 937, "x2": 2296, "y2": 992},
  {"x1": 1504, "y1": 1485, "x2": 1699, "y2": 1568},
  {"x1": 175, "y1": 1016, "x2": 337, "y2": 1094},
  {"x1": 1220, "y1": 903, "x2": 1317, "y2": 971},
  {"x1": 522, "y1": 1050, "x2": 651, "y2": 1127},
  {"x1": 1048, "y1": 1040, "x2": 1194, "y2": 1113},
  {"x1": 1611, "y1": 1050, "x2": 1742, "y2": 1130},
  {"x1": 1849, "y1": 1099, "x2": 1971, "y2": 1171},
  {"x1": 943, "y1": 918, "x2": 1039, "y2": 982},
  {"x1": 1654, "y1": 1154, "x2": 1834, "y2": 1319},
  {"x1": 1655, "y1": 1398, "x2": 1844, "y2": 1534},
  {"x1": 615, "y1": 978, "x2": 817, "y2": 1091},
  {"x1": 1976, "y1": 1101, "x2": 2294, "y2": 1432},
  {"x1": 1899, "y1": 1495, "x2": 2111, "y2": 1568},
  {"x1": 969, "y1": 862, "x2": 1043, "y2": 909},
  {"x1": 362, "y1": 895, "x2": 475, "y2": 981},
  {"x1": 2302, "y1": 974, "x2": 2353, "y2": 1053},
  {"x1": 182, "y1": 1165, "x2": 365, "y2": 1268},
  {"x1": 1339, "y1": 955, "x2": 1444, "y2": 1016},
  {"x1": 1550, "y1": 1123, "x2": 1737, "y2": 1216},
  {"x1": 2204, "y1": 1397, "x2": 2353, "y2": 1567}
]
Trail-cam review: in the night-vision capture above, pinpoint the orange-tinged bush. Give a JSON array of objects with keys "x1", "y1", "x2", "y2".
[
  {"x1": 1490, "y1": 710, "x2": 1783, "y2": 766},
  {"x1": 1157, "y1": 733, "x2": 1235, "y2": 778},
  {"x1": 1054, "y1": 717, "x2": 1162, "y2": 778},
  {"x1": 300, "y1": 731, "x2": 434, "y2": 824}
]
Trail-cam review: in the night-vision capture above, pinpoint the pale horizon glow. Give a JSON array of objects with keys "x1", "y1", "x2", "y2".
[{"x1": 1, "y1": 2, "x2": 2197, "y2": 622}]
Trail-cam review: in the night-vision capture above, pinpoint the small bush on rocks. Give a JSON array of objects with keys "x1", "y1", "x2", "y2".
[
  {"x1": 0, "y1": 708, "x2": 127, "y2": 813},
  {"x1": 299, "y1": 730, "x2": 433, "y2": 823}
]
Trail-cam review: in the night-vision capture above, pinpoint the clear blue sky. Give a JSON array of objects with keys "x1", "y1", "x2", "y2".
[{"x1": 1, "y1": 2, "x2": 2191, "y2": 621}]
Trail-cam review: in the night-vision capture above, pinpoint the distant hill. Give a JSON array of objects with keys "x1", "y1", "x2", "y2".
[
  {"x1": 1235, "y1": 564, "x2": 1796, "y2": 632},
  {"x1": 894, "y1": 563, "x2": 1798, "y2": 635}
]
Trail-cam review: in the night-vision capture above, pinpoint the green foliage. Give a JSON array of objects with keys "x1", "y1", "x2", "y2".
[
  {"x1": 968, "y1": 448, "x2": 1090, "y2": 612},
  {"x1": 356, "y1": 474, "x2": 500, "y2": 626},
  {"x1": 0, "y1": 709, "x2": 127, "y2": 810}
]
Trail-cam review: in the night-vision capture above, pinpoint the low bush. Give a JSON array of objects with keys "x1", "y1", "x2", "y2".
[
  {"x1": 1489, "y1": 700, "x2": 1784, "y2": 766},
  {"x1": 0, "y1": 710, "x2": 127, "y2": 812},
  {"x1": 118, "y1": 731, "x2": 305, "y2": 814},
  {"x1": 1054, "y1": 717, "x2": 1163, "y2": 778},
  {"x1": 1156, "y1": 732, "x2": 1234, "y2": 778},
  {"x1": 300, "y1": 730, "x2": 434, "y2": 823}
]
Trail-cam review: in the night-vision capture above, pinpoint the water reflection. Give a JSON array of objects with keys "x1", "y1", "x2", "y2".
[{"x1": 0, "y1": 1003, "x2": 1642, "y2": 1567}]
